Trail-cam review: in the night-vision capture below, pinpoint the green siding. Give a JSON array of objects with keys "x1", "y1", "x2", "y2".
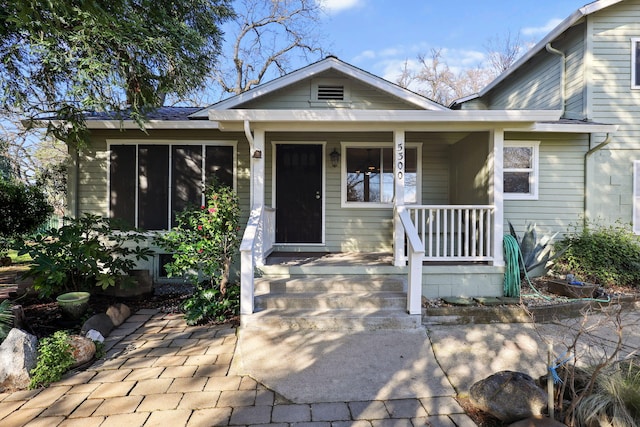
[
  {"x1": 587, "y1": 0, "x2": 640, "y2": 226},
  {"x1": 239, "y1": 70, "x2": 419, "y2": 110},
  {"x1": 504, "y1": 132, "x2": 588, "y2": 237}
]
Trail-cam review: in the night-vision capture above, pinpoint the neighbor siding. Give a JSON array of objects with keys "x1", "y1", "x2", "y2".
[
  {"x1": 240, "y1": 70, "x2": 419, "y2": 110},
  {"x1": 587, "y1": 0, "x2": 640, "y2": 226}
]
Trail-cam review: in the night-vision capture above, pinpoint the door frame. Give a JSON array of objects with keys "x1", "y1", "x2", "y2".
[{"x1": 271, "y1": 141, "x2": 326, "y2": 246}]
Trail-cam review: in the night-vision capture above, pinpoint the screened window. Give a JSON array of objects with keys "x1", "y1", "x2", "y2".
[
  {"x1": 504, "y1": 141, "x2": 539, "y2": 200},
  {"x1": 344, "y1": 145, "x2": 419, "y2": 206},
  {"x1": 109, "y1": 142, "x2": 235, "y2": 230},
  {"x1": 632, "y1": 38, "x2": 640, "y2": 89}
]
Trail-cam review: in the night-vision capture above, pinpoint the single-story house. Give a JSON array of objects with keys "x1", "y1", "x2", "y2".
[{"x1": 70, "y1": 0, "x2": 636, "y2": 328}]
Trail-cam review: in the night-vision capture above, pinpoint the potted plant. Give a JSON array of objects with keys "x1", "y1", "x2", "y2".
[{"x1": 56, "y1": 291, "x2": 91, "y2": 319}]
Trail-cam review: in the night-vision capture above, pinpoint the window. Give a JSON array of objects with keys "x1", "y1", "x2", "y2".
[
  {"x1": 632, "y1": 38, "x2": 640, "y2": 89},
  {"x1": 503, "y1": 141, "x2": 539, "y2": 200},
  {"x1": 343, "y1": 144, "x2": 420, "y2": 207},
  {"x1": 109, "y1": 141, "x2": 235, "y2": 230}
]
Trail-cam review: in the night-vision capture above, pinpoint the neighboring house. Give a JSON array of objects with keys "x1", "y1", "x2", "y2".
[{"x1": 70, "y1": 0, "x2": 632, "y2": 327}]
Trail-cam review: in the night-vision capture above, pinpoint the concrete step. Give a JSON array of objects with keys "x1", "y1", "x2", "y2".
[
  {"x1": 255, "y1": 291, "x2": 407, "y2": 310},
  {"x1": 242, "y1": 308, "x2": 422, "y2": 331},
  {"x1": 254, "y1": 275, "x2": 405, "y2": 294}
]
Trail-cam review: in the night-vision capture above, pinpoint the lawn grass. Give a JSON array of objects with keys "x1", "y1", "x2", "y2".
[{"x1": 7, "y1": 250, "x2": 32, "y2": 265}]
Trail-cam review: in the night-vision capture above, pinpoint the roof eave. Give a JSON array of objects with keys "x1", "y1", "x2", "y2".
[
  {"x1": 83, "y1": 120, "x2": 219, "y2": 130},
  {"x1": 453, "y1": 0, "x2": 624, "y2": 106}
]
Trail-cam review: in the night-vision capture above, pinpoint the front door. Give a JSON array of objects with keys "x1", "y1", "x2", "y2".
[{"x1": 275, "y1": 144, "x2": 323, "y2": 243}]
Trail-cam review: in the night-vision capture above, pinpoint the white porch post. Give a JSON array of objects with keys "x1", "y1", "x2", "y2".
[
  {"x1": 393, "y1": 129, "x2": 406, "y2": 267},
  {"x1": 252, "y1": 128, "x2": 265, "y2": 209},
  {"x1": 491, "y1": 129, "x2": 505, "y2": 267}
]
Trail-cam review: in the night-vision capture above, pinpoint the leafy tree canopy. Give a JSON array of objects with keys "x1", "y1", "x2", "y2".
[{"x1": 0, "y1": 0, "x2": 234, "y2": 147}]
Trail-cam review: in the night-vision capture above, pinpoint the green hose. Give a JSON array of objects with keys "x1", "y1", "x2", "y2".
[
  {"x1": 502, "y1": 234, "x2": 611, "y2": 303},
  {"x1": 503, "y1": 234, "x2": 521, "y2": 297}
]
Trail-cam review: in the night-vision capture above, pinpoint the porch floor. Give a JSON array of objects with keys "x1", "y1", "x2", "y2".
[{"x1": 265, "y1": 252, "x2": 394, "y2": 267}]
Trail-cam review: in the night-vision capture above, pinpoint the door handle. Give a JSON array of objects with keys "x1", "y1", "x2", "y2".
[{"x1": 315, "y1": 191, "x2": 321, "y2": 200}]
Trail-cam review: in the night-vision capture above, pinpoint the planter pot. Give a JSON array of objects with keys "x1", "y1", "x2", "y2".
[
  {"x1": 57, "y1": 291, "x2": 90, "y2": 319},
  {"x1": 546, "y1": 280, "x2": 598, "y2": 299}
]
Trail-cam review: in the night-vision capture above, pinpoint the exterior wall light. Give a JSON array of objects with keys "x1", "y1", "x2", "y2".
[{"x1": 330, "y1": 148, "x2": 341, "y2": 168}]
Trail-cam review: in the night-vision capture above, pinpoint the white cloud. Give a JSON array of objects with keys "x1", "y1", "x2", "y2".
[
  {"x1": 522, "y1": 18, "x2": 563, "y2": 37},
  {"x1": 317, "y1": 0, "x2": 363, "y2": 14}
]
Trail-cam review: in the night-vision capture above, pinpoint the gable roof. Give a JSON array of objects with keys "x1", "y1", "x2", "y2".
[
  {"x1": 451, "y1": 0, "x2": 624, "y2": 107},
  {"x1": 189, "y1": 56, "x2": 448, "y2": 117}
]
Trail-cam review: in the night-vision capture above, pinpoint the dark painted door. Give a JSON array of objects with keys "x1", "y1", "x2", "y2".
[{"x1": 275, "y1": 144, "x2": 323, "y2": 243}]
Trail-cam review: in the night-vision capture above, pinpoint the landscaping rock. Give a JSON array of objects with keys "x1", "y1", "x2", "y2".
[
  {"x1": 86, "y1": 329, "x2": 105, "y2": 343},
  {"x1": 81, "y1": 313, "x2": 114, "y2": 337},
  {"x1": 470, "y1": 370, "x2": 548, "y2": 423},
  {"x1": 68, "y1": 335, "x2": 96, "y2": 368},
  {"x1": 106, "y1": 303, "x2": 131, "y2": 327},
  {"x1": 0, "y1": 328, "x2": 38, "y2": 392},
  {"x1": 508, "y1": 416, "x2": 567, "y2": 427}
]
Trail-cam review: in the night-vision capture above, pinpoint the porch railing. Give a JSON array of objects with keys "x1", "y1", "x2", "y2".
[
  {"x1": 396, "y1": 207, "x2": 424, "y2": 315},
  {"x1": 240, "y1": 205, "x2": 275, "y2": 315},
  {"x1": 404, "y1": 205, "x2": 495, "y2": 262}
]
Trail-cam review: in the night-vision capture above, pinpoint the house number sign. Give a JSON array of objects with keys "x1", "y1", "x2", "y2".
[{"x1": 396, "y1": 140, "x2": 404, "y2": 181}]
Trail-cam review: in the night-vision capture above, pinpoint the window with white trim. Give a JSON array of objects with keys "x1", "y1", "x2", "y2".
[
  {"x1": 108, "y1": 141, "x2": 235, "y2": 230},
  {"x1": 632, "y1": 38, "x2": 640, "y2": 89},
  {"x1": 342, "y1": 143, "x2": 420, "y2": 207},
  {"x1": 504, "y1": 141, "x2": 539, "y2": 200},
  {"x1": 633, "y1": 160, "x2": 640, "y2": 234}
]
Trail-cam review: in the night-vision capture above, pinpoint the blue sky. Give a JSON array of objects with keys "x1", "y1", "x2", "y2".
[{"x1": 317, "y1": 0, "x2": 589, "y2": 81}]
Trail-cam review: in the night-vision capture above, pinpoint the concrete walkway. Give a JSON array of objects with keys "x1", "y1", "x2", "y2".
[{"x1": 0, "y1": 310, "x2": 475, "y2": 427}]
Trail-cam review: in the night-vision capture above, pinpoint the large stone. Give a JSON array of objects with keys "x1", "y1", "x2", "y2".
[
  {"x1": 106, "y1": 303, "x2": 131, "y2": 327},
  {"x1": 0, "y1": 328, "x2": 38, "y2": 392},
  {"x1": 470, "y1": 371, "x2": 548, "y2": 423},
  {"x1": 81, "y1": 313, "x2": 114, "y2": 337},
  {"x1": 508, "y1": 417, "x2": 567, "y2": 427},
  {"x1": 68, "y1": 335, "x2": 96, "y2": 368}
]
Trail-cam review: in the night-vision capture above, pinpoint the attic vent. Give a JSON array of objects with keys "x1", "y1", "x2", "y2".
[{"x1": 317, "y1": 85, "x2": 345, "y2": 100}]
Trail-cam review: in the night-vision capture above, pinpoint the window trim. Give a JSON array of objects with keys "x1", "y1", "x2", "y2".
[
  {"x1": 106, "y1": 139, "x2": 237, "y2": 230},
  {"x1": 340, "y1": 141, "x2": 422, "y2": 208},
  {"x1": 503, "y1": 140, "x2": 540, "y2": 201},
  {"x1": 632, "y1": 38, "x2": 640, "y2": 89}
]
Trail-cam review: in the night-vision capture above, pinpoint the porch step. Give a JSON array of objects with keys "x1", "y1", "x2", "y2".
[
  {"x1": 248, "y1": 274, "x2": 421, "y2": 331},
  {"x1": 242, "y1": 309, "x2": 422, "y2": 331}
]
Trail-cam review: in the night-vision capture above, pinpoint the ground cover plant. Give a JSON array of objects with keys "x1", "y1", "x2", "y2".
[
  {"x1": 555, "y1": 221, "x2": 640, "y2": 287},
  {"x1": 29, "y1": 330, "x2": 75, "y2": 389},
  {"x1": 155, "y1": 182, "x2": 241, "y2": 325}
]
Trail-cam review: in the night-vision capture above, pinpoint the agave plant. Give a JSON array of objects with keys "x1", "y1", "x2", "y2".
[{"x1": 508, "y1": 221, "x2": 566, "y2": 278}]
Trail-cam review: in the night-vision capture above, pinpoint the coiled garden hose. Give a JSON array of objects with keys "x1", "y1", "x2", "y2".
[{"x1": 502, "y1": 234, "x2": 611, "y2": 303}]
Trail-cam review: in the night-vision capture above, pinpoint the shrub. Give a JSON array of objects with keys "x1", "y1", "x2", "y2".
[
  {"x1": 0, "y1": 178, "x2": 53, "y2": 256},
  {"x1": 155, "y1": 182, "x2": 241, "y2": 325},
  {"x1": 29, "y1": 330, "x2": 75, "y2": 389},
  {"x1": 555, "y1": 222, "x2": 640, "y2": 287},
  {"x1": 18, "y1": 214, "x2": 154, "y2": 298}
]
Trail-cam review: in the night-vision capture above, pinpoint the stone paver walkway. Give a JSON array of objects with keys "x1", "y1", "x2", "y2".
[{"x1": 0, "y1": 309, "x2": 476, "y2": 426}]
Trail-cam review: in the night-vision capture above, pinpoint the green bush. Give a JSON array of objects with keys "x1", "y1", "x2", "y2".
[
  {"x1": 29, "y1": 330, "x2": 75, "y2": 389},
  {"x1": 555, "y1": 222, "x2": 640, "y2": 287},
  {"x1": 18, "y1": 214, "x2": 154, "y2": 298},
  {"x1": 0, "y1": 178, "x2": 53, "y2": 256},
  {"x1": 155, "y1": 182, "x2": 241, "y2": 325},
  {"x1": 0, "y1": 300, "x2": 14, "y2": 343}
]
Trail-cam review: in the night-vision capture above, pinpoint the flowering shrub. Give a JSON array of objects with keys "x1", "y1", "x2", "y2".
[{"x1": 155, "y1": 182, "x2": 240, "y2": 325}]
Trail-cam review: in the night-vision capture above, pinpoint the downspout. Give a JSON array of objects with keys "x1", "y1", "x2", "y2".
[
  {"x1": 244, "y1": 120, "x2": 255, "y2": 209},
  {"x1": 546, "y1": 43, "x2": 566, "y2": 116},
  {"x1": 583, "y1": 133, "x2": 612, "y2": 227}
]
